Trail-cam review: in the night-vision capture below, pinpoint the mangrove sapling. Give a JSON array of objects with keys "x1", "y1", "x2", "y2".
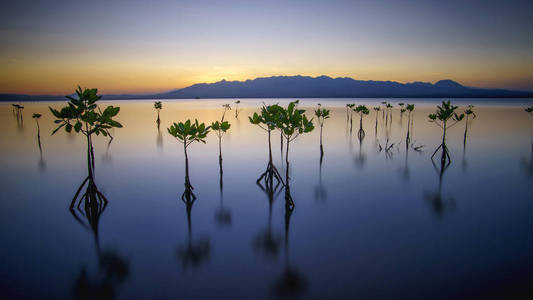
[
  {"x1": 428, "y1": 100, "x2": 464, "y2": 167},
  {"x1": 463, "y1": 105, "x2": 476, "y2": 147},
  {"x1": 211, "y1": 109, "x2": 231, "y2": 188},
  {"x1": 154, "y1": 101, "x2": 162, "y2": 128},
  {"x1": 277, "y1": 101, "x2": 314, "y2": 209},
  {"x1": 167, "y1": 119, "x2": 210, "y2": 200},
  {"x1": 49, "y1": 86, "x2": 122, "y2": 211},
  {"x1": 32, "y1": 113, "x2": 44, "y2": 165},
  {"x1": 381, "y1": 101, "x2": 387, "y2": 120},
  {"x1": 354, "y1": 105, "x2": 369, "y2": 140},
  {"x1": 373, "y1": 107, "x2": 381, "y2": 135},
  {"x1": 398, "y1": 103, "x2": 405, "y2": 122},
  {"x1": 314, "y1": 104, "x2": 330, "y2": 157},
  {"x1": 386, "y1": 103, "x2": 393, "y2": 126},
  {"x1": 405, "y1": 104, "x2": 415, "y2": 146},
  {"x1": 347, "y1": 104, "x2": 355, "y2": 132},
  {"x1": 249, "y1": 103, "x2": 285, "y2": 188},
  {"x1": 234, "y1": 100, "x2": 241, "y2": 118}
]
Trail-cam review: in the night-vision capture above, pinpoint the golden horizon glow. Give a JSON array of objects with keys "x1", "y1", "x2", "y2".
[{"x1": 1, "y1": 0, "x2": 532, "y2": 95}]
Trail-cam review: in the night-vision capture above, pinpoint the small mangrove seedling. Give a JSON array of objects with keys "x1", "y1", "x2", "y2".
[
  {"x1": 221, "y1": 103, "x2": 231, "y2": 121},
  {"x1": 154, "y1": 101, "x2": 163, "y2": 128},
  {"x1": 249, "y1": 103, "x2": 285, "y2": 188},
  {"x1": 32, "y1": 113, "x2": 43, "y2": 155},
  {"x1": 399, "y1": 102, "x2": 405, "y2": 121},
  {"x1": 526, "y1": 107, "x2": 533, "y2": 113},
  {"x1": 354, "y1": 105, "x2": 369, "y2": 140},
  {"x1": 234, "y1": 100, "x2": 241, "y2": 118},
  {"x1": 347, "y1": 104, "x2": 355, "y2": 132},
  {"x1": 168, "y1": 119, "x2": 210, "y2": 200},
  {"x1": 386, "y1": 103, "x2": 393, "y2": 125},
  {"x1": 373, "y1": 107, "x2": 381, "y2": 135},
  {"x1": 463, "y1": 105, "x2": 476, "y2": 147},
  {"x1": 13, "y1": 104, "x2": 24, "y2": 124},
  {"x1": 49, "y1": 86, "x2": 122, "y2": 211},
  {"x1": 211, "y1": 116, "x2": 231, "y2": 187},
  {"x1": 314, "y1": 104, "x2": 330, "y2": 157},
  {"x1": 277, "y1": 101, "x2": 314, "y2": 209},
  {"x1": 428, "y1": 100, "x2": 464, "y2": 167},
  {"x1": 405, "y1": 104, "x2": 415, "y2": 145}
]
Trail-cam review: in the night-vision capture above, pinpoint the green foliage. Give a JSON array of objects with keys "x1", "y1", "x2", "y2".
[
  {"x1": 234, "y1": 100, "x2": 241, "y2": 104},
  {"x1": 428, "y1": 100, "x2": 464, "y2": 124},
  {"x1": 315, "y1": 104, "x2": 330, "y2": 128},
  {"x1": 406, "y1": 104, "x2": 415, "y2": 112},
  {"x1": 154, "y1": 101, "x2": 162, "y2": 110},
  {"x1": 386, "y1": 103, "x2": 393, "y2": 109},
  {"x1": 211, "y1": 120, "x2": 231, "y2": 139},
  {"x1": 354, "y1": 105, "x2": 369, "y2": 115},
  {"x1": 399, "y1": 103, "x2": 405, "y2": 107},
  {"x1": 464, "y1": 105, "x2": 476, "y2": 118},
  {"x1": 249, "y1": 103, "x2": 284, "y2": 131},
  {"x1": 277, "y1": 101, "x2": 314, "y2": 141},
  {"x1": 373, "y1": 106, "x2": 381, "y2": 112},
  {"x1": 49, "y1": 86, "x2": 122, "y2": 137},
  {"x1": 526, "y1": 107, "x2": 533, "y2": 113},
  {"x1": 168, "y1": 119, "x2": 210, "y2": 146},
  {"x1": 32, "y1": 113, "x2": 42, "y2": 119},
  {"x1": 346, "y1": 104, "x2": 355, "y2": 109}
]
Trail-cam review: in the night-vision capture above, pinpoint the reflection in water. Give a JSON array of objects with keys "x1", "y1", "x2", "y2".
[
  {"x1": 424, "y1": 157, "x2": 456, "y2": 216},
  {"x1": 177, "y1": 179, "x2": 211, "y2": 270},
  {"x1": 215, "y1": 159, "x2": 232, "y2": 228},
  {"x1": 314, "y1": 156, "x2": 327, "y2": 201},
  {"x1": 156, "y1": 127, "x2": 163, "y2": 149},
  {"x1": 253, "y1": 180, "x2": 282, "y2": 259},
  {"x1": 354, "y1": 133, "x2": 366, "y2": 168},
  {"x1": 102, "y1": 139, "x2": 113, "y2": 164},
  {"x1": 521, "y1": 146, "x2": 533, "y2": 177},
  {"x1": 70, "y1": 175, "x2": 129, "y2": 300},
  {"x1": 271, "y1": 195, "x2": 307, "y2": 299}
]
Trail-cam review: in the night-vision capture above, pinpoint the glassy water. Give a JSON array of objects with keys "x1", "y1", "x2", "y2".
[{"x1": 1, "y1": 98, "x2": 532, "y2": 299}]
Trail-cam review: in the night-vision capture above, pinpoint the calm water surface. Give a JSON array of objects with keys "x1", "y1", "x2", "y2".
[{"x1": 1, "y1": 98, "x2": 532, "y2": 299}]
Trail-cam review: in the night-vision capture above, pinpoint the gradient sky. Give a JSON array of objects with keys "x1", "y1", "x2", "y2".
[{"x1": 1, "y1": 0, "x2": 532, "y2": 95}]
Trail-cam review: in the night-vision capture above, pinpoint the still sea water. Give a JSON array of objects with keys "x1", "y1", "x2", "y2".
[{"x1": 1, "y1": 98, "x2": 532, "y2": 299}]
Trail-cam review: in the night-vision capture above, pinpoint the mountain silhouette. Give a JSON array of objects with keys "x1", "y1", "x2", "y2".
[{"x1": 1, "y1": 75, "x2": 532, "y2": 101}]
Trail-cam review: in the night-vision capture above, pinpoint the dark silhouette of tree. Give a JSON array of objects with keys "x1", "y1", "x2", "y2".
[
  {"x1": 463, "y1": 105, "x2": 476, "y2": 147},
  {"x1": 249, "y1": 103, "x2": 285, "y2": 188},
  {"x1": 314, "y1": 103, "x2": 330, "y2": 158},
  {"x1": 428, "y1": 101, "x2": 464, "y2": 166},
  {"x1": 50, "y1": 86, "x2": 122, "y2": 212},
  {"x1": 167, "y1": 119, "x2": 210, "y2": 195},
  {"x1": 154, "y1": 101, "x2": 162, "y2": 128}
]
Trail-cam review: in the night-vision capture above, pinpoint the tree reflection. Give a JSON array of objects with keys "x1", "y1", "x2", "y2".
[
  {"x1": 70, "y1": 176, "x2": 129, "y2": 300},
  {"x1": 271, "y1": 194, "x2": 307, "y2": 299},
  {"x1": 424, "y1": 157, "x2": 456, "y2": 216},
  {"x1": 177, "y1": 178, "x2": 211, "y2": 270},
  {"x1": 253, "y1": 181, "x2": 282, "y2": 259},
  {"x1": 314, "y1": 155, "x2": 327, "y2": 201}
]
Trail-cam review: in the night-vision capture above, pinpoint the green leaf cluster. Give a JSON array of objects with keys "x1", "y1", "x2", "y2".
[
  {"x1": 428, "y1": 100, "x2": 464, "y2": 123},
  {"x1": 168, "y1": 119, "x2": 210, "y2": 146},
  {"x1": 406, "y1": 104, "x2": 415, "y2": 112},
  {"x1": 32, "y1": 113, "x2": 42, "y2": 119},
  {"x1": 277, "y1": 101, "x2": 314, "y2": 141},
  {"x1": 49, "y1": 86, "x2": 122, "y2": 137},
  {"x1": 354, "y1": 105, "x2": 369, "y2": 115},
  {"x1": 526, "y1": 107, "x2": 533, "y2": 113},
  {"x1": 154, "y1": 101, "x2": 162, "y2": 110}
]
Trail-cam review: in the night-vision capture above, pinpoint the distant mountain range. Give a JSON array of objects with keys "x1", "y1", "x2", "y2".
[{"x1": 1, "y1": 75, "x2": 532, "y2": 101}]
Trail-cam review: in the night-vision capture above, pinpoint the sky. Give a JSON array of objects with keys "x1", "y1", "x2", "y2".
[{"x1": 1, "y1": 0, "x2": 532, "y2": 95}]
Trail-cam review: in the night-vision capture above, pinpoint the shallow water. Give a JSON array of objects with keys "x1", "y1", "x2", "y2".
[{"x1": 1, "y1": 98, "x2": 532, "y2": 299}]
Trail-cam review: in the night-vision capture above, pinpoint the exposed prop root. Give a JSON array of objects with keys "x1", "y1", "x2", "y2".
[{"x1": 256, "y1": 161, "x2": 285, "y2": 188}]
